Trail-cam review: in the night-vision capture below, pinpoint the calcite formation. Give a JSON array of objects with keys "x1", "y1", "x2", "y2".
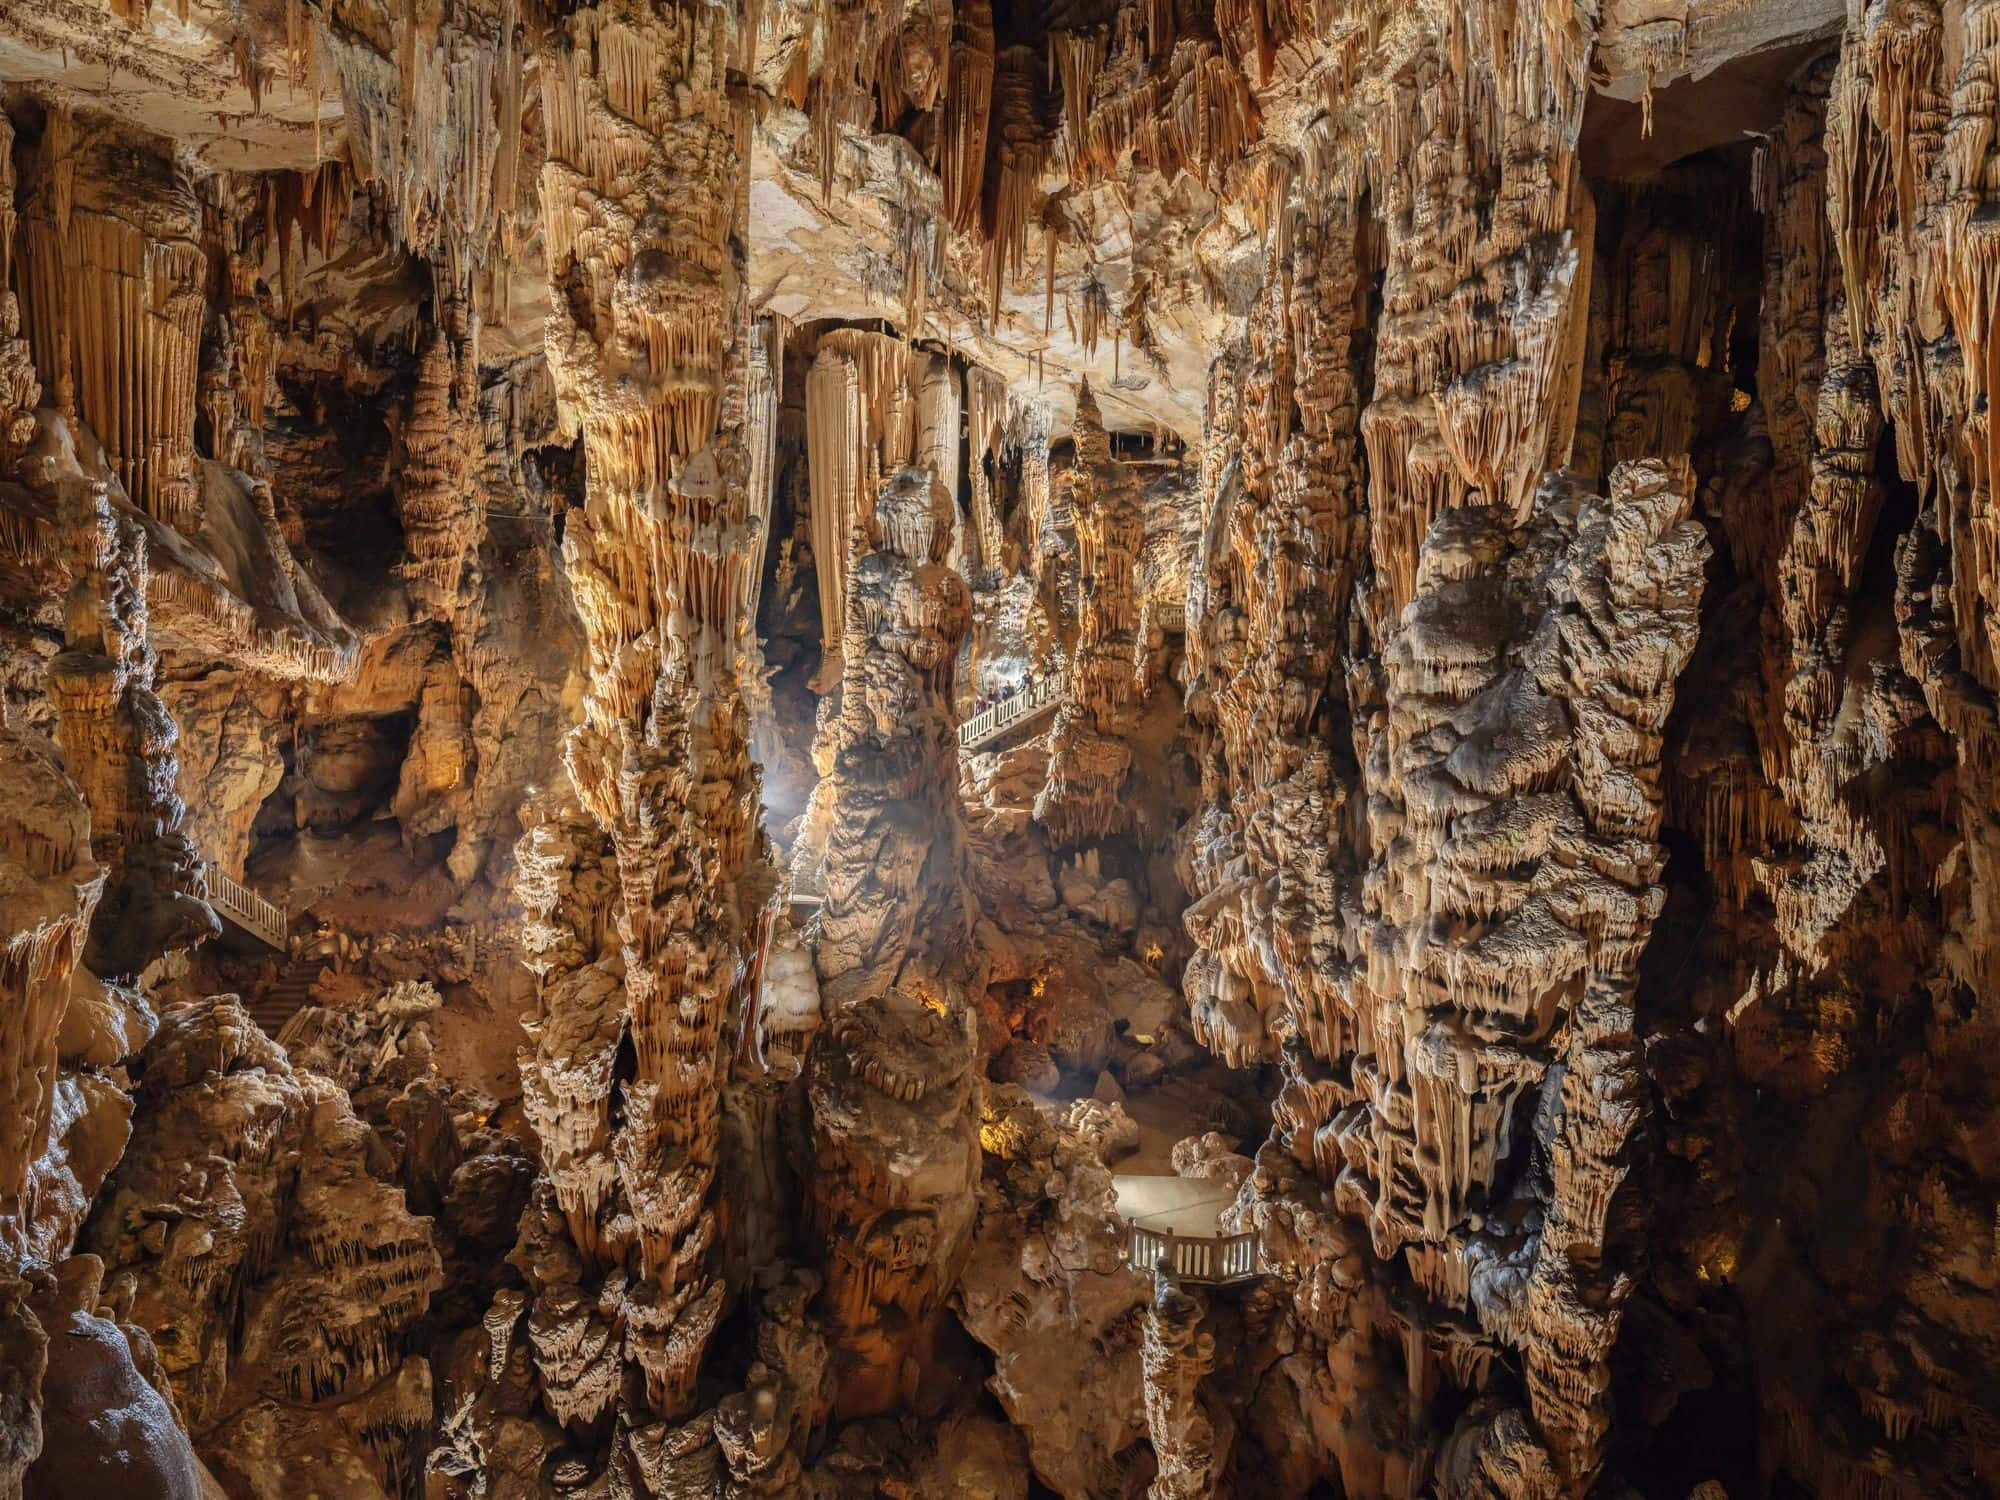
[
  {"x1": 812, "y1": 466, "x2": 975, "y2": 999},
  {"x1": 1142, "y1": 1267, "x2": 1224, "y2": 1500},
  {"x1": 17, "y1": 114, "x2": 206, "y2": 530},
  {"x1": 0, "y1": 728, "x2": 104, "y2": 1260},
  {"x1": 514, "y1": 0, "x2": 773, "y2": 1453},
  {"x1": 805, "y1": 466, "x2": 982, "y2": 1415},
  {"x1": 6, "y1": 0, "x2": 2000, "y2": 1495},
  {"x1": 957, "y1": 1085, "x2": 1150, "y2": 1493},
  {"x1": 86, "y1": 995, "x2": 442, "y2": 1492},
  {"x1": 46, "y1": 474, "x2": 217, "y2": 978},
  {"x1": 1038, "y1": 382, "x2": 1147, "y2": 845}
]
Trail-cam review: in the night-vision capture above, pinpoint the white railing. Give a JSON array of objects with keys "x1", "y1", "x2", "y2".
[
  {"x1": 1127, "y1": 1225, "x2": 1262, "y2": 1285},
  {"x1": 958, "y1": 672, "x2": 1065, "y2": 751},
  {"x1": 207, "y1": 864, "x2": 286, "y2": 950}
]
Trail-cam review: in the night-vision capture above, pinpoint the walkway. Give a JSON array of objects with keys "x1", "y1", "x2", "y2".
[
  {"x1": 204, "y1": 861, "x2": 302, "y2": 1037},
  {"x1": 959, "y1": 672, "x2": 1065, "y2": 753}
]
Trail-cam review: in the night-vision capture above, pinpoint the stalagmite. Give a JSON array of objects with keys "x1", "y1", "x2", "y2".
[
  {"x1": 0, "y1": 732, "x2": 103, "y2": 1259},
  {"x1": 1037, "y1": 382, "x2": 1145, "y2": 844},
  {"x1": 1141, "y1": 1266, "x2": 1224, "y2": 1500},
  {"x1": 86, "y1": 996, "x2": 443, "y2": 1490},
  {"x1": 0, "y1": 116, "x2": 35, "y2": 476},
  {"x1": 45, "y1": 479, "x2": 217, "y2": 976},
  {"x1": 805, "y1": 467, "x2": 980, "y2": 1413},
  {"x1": 813, "y1": 465, "x2": 974, "y2": 997},
  {"x1": 397, "y1": 291, "x2": 483, "y2": 619}
]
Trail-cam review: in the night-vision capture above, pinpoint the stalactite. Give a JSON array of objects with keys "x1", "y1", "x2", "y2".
[
  {"x1": 19, "y1": 1, "x2": 2000, "y2": 1494},
  {"x1": 807, "y1": 344, "x2": 865, "y2": 688},
  {"x1": 19, "y1": 121, "x2": 205, "y2": 531},
  {"x1": 941, "y1": 0, "x2": 995, "y2": 238},
  {"x1": 746, "y1": 317, "x2": 784, "y2": 635},
  {"x1": 329, "y1": 0, "x2": 523, "y2": 267},
  {"x1": 1050, "y1": 29, "x2": 1110, "y2": 181},
  {"x1": 804, "y1": 327, "x2": 916, "y2": 689},
  {"x1": 986, "y1": 48, "x2": 1048, "y2": 324}
]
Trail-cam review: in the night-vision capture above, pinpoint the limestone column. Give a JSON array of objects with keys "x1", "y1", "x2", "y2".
[
  {"x1": 518, "y1": 0, "x2": 767, "y2": 1430},
  {"x1": 1036, "y1": 382, "x2": 1144, "y2": 844},
  {"x1": 745, "y1": 318, "x2": 783, "y2": 632},
  {"x1": 804, "y1": 467, "x2": 980, "y2": 1416},
  {"x1": 806, "y1": 345, "x2": 864, "y2": 688},
  {"x1": 914, "y1": 354, "x2": 964, "y2": 571},
  {"x1": 397, "y1": 283, "x2": 482, "y2": 619},
  {"x1": 965, "y1": 365, "x2": 1008, "y2": 570},
  {"x1": 804, "y1": 328, "x2": 917, "y2": 692}
]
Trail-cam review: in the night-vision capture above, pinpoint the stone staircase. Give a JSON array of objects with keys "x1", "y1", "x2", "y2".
[
  {"x1": 202, "y1": 858, "x2": 303, "y2": 1037},
  {"x1": 247, "y1": 955, "x2": 321, "y2": 1040}
]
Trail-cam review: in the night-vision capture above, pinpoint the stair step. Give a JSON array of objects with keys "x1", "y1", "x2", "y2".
[{"x1": 245, "y1": 959, "x2": 325, "y2": 1039}]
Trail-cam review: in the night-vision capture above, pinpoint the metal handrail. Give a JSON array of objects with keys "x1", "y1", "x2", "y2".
[
  {"x1": 1126, "y1": 1224, "x2": 1262, "y2": 1286},
  {"x1": 959, "y1": 672, "x2": 1065, "y2": 751},
  {"x1": 207, "y1": 864, "x2": 287, "y2": 950}
]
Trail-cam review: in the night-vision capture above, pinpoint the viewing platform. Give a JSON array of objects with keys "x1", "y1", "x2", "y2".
[{"x1": 1112, "y1": 1174, "x2": 1262, "y2": 1287}]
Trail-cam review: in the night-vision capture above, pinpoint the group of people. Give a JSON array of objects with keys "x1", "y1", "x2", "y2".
[{"x1": 971, "y1": 679, "x2": 1029, "y2": 716}]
